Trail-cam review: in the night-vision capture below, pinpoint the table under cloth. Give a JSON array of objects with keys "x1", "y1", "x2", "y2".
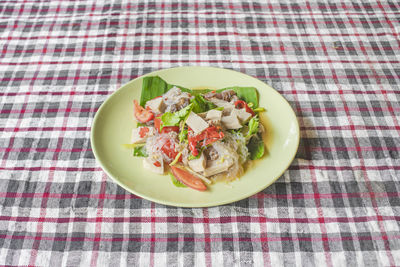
[{"x1": 0, "y1": 0, "x2": 399, "y2": 266}]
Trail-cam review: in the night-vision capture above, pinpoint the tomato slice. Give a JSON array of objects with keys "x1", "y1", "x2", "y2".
[
  {"x1": 154, "y1": 116, "x2": 179, "y2": 134},
  {"x1": 234, "y1": 100, "x2": 255, "y2": 116},
  {"x1": 133, "y1": 100, "x2": 154, "y2": 123},
  {"x1": 170, "y1": 166, "x2": 207, "y2": 191}
]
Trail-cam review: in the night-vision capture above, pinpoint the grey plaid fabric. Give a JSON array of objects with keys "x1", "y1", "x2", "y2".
[{"x1": 0, "y1": 0, "x2": 399, "y2": 266}]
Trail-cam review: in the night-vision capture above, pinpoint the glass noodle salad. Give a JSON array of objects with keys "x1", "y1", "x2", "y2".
[{"x1": 127, "y1": 76, "x2": 266, "y2": 191}]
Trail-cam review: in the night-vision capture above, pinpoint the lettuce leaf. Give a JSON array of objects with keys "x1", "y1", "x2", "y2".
[
  {"x1": 139, "y1": 76, "x2": 190, "y2": 107},
  {"x1": 247, "y1": 134, "x2": 264, "y2": 160},
  {"x1": 160, "y1": 103, "x2": 193, "y2": 129},
  {"x1": 191, "y1": 95, "x2": 216, "y2": 113},
  {"x1": 246, "y1": 116, "x2": 259, "y2": 138}
]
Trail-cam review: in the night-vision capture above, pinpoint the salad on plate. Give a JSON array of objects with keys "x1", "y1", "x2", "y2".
[{"x1": 127, "y1": 76, "x2": 266, "y2": 191}]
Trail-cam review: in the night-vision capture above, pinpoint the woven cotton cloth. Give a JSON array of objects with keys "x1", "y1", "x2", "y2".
[{"x1": 0, "y1": 0, "x2": 399, "y2": 266}]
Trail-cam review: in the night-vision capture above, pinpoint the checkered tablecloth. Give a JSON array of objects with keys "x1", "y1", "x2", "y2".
[{"x1": 0, "y1": 0, "x2": 399, "y2": 266}]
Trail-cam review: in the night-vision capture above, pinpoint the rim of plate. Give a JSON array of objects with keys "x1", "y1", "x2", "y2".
[{"x1": 90, "y1": 66, "x2": 300, "y2": 207}]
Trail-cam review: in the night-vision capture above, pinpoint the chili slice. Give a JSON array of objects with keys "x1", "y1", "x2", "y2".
[{"x1": 234, "y1": 100, "x2": 255, "y2": 116}]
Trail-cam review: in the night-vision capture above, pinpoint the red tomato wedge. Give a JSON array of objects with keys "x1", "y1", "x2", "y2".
[
  {"x1": 170, "y1": 166, "x2": 207, "y2": 191},
  {"x1": 133, "y1": 100, "x2": 154, "y2": 123}
]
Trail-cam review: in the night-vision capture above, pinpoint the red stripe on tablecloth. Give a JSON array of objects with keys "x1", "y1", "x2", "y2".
[
  {"x1": 1, "y1": 58, "x2": 400, "y2": 66},
  {"x1": 0, "y1": 233, "x2": 399, "y2": 243},
  {"x1": 1, "y1": 30, "x2": 398, "y2": 42},
  {"x1": 0, "y1": 107, "x2": 98, "y2": 114},
  {"x1": 1, "y1": 18, "x2": 386, "y2": 31},
  {"x1": 90, "y1": 174, "x2": 107, "y2": 267},
  {"x1": 0, "y1": 214, "x2": 398, "y2": 225},
  {"x1": 1, "y1": 164, "x2": 399, "y2": 173},
  {"x1": 0, "y1": 191, "x2": 398, "y2": 201},
  {"x1": 1, "y1": 73, "x2": 398, "y2": 83},
  {"x1": 303, "y1": 3, "x2": 335, "y2": 265},
  {"x1": 202, "y1": 207, "x2": 212, "y2": 267},
  {"x1": 1, "y1": 8, "x2": 399, "y2": 20},
  {"x1": 150, "y1": 201, "x2": 156, "y2": 267},
  {"x1": 0, "y1": 126, "x2": 92, "y2": 132},
  {"x1": 0, "y1": 2, "x2": 398, "y2": 18},
  {"x1": 2, "y1": 87, "x2": 400, "y2": 97},
  {"x1": 0, "y1": 44, "x2": 398, "y2": 56},
  {"x1": 0, "y1": 91, "x2": 110, "y2": 96},
  {"x1": 1, "y1": 233, "x2": 400, "y2": 244},
  {"x1": 311, "y1": 165, "x2": 333, "y2": 265},
  {"x1": 0, "y1": 148, "x2": 92, "y2": 152}
]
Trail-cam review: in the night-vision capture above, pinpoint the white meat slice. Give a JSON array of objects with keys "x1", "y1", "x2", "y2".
[
  {"x1": 221, "y1": 114, "x2": 242, "y2": 129},
  {"x1": 232, "y1": 108, "x2": 252, "y2": 123},
  {"x1": 143, "y1": 157, "x2": 164, "y2": 174},
  {"x1": 203, "y1": 158, "x2": 234, "y2": 177},
  {"x1": 186, "y1": 111, "x2": 209, "y2": 134},
  {"x1": 188, "y1": 152, "x2": 206, "y2": 172},
  {"x1": 208, "y1": 98, "x2": 234, "y2": 115},
  {"x1": 131, "y1": 127, "x2": 156, "y2": 144},
  {"x1": 145, "y1": 97, "x2": 165, "y2": 114},
  {"x1": 205, "y1": 109, "x2": 222, "y2": 123}
]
